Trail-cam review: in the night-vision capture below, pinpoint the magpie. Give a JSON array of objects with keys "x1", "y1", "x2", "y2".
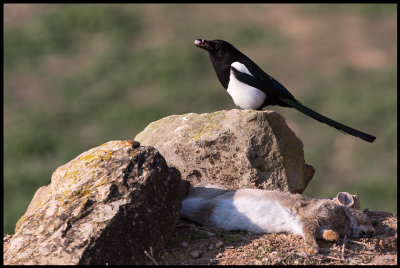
[{"x1": 194, "y1": 38, "x2": 376, "y2": 143}]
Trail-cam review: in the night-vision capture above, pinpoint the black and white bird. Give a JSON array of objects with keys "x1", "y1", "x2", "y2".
[{"x1": 194, "y1": 38, "x2": 376, "y2": 143}]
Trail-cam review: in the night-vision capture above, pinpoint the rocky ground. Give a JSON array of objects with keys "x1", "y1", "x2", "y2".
[{"x1": 144, "y1": 210, "x2": 397, "y2": 265}]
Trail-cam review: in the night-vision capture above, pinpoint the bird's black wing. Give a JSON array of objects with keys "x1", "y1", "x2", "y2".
[
  {"x1": 231, "y1": 66, "x2": 295, "y2": 101},
  {"x1": 231, "y1": 66, "x2": 376, "y2": 143},
  {"x1": 230, "y1": 67, "x2": 264, "y2": 88}
]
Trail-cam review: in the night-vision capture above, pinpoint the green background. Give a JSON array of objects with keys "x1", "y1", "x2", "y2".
[{"x1": 4, "y1": 4, "x2": 397, "y2": 235}]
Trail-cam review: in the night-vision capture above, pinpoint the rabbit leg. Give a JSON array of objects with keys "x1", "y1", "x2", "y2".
[{"x1": 301, "y1": 217, "x2": 320, "y2": 255}]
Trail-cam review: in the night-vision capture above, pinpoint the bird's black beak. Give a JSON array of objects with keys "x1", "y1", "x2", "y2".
[{"x1": 194, "y1": 39, "x2": 214, "y2": 51}]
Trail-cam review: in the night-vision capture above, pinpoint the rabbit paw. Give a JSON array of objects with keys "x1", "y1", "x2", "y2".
[
  {"x1": 322, "y1": 230, "x2": 339, "y2": 241},
  {"x1": 304, "y1": 245, "x2": 319, "y2": 255}
]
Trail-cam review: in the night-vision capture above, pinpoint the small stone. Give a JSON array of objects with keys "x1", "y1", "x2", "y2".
[
  {"x1": 190, "y1": 227, "x2": 199, "y2": 232},
  {"x1": 261, "y1": 257, "x2": 269, "y2": 263},
  {"x1": 206, "y1": 231, "x2": 215, "y2": 236},
  {"x1": 190, "y1": 250, "x2": 202, "y2": 259},
  {"x1": 215, "y1": 241, "x2": 224, "y2": 248},
  {"x1": 180, "y1": 241, "x2": 188, "y2": 248},
  {"x1": 298, "y1": 251, "x2": 307, "y2": 257},
  {"x1": 253, "y1": 259, "x2": 263, "y2": 265},
  {"x1": 348, "y1": 257, "x2": 358, "y2": 264}
]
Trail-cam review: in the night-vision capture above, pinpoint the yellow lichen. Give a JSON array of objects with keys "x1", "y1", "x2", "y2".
[
  {"x1": 94, "y1": 176, "x2": 110, "y2": 188},
  {"x1": 193, "y1": 123, "x2": 221, "y2": 141},
  {"x1": 13, "y1": 141, "x2": 130, "y2": 239}
]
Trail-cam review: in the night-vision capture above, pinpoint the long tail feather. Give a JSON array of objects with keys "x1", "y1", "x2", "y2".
[{"x1": 280, "y1": 98, "x2": 376, "y2": 143}]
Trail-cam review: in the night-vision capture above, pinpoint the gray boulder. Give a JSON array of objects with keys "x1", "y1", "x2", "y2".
[
  {"x1": 3, "y1": 140, "x2": 189, "y2": 265},
  {"x1": 135, "y1": 109, "x2": 314, "y2": 193}
]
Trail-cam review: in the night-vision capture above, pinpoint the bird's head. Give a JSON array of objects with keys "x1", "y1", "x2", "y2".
[
  {"x1": 194, "y1": 39, "x2": 241, "y2": 88},
  {"x1": 194, "y1": 39, "x2": 235, "y2": 55}
]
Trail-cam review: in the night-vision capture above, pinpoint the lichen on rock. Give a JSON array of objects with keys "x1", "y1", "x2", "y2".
[
  {"x1": 4, "y1": 140, "x2": 189, "y2": 265},
  {"x1": 135, "y1": 109, "x2": 314, "y2": 193}
]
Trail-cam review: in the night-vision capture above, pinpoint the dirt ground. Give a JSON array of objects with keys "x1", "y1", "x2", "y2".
[
  {"x1": 144, "y1": 210, "x2": 397, "y2": 265},
  {"x1": 3, "y1": 210, "x2": 396, "y2": 265}
]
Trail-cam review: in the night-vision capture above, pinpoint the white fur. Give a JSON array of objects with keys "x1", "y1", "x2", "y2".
[
  {"x1": 180, "y1": 197, "x2": 205, "y2": 223},
  {"x1": 181, "y1": 189, "x2": 304, "y2": 238},
  {"x1": 227, "y1": 62, "x2": 266, "y2": 109},
  {"x1": 180, "y1": 186, "x2": 376, "y2": 252},
  {"x1": 210, "y1": 190, "x2": 304, "y2": 237}
]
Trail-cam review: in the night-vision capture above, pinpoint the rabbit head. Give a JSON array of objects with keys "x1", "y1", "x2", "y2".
[{"x1": 344, "y1": 208, "x2": 375, "y2": 238}]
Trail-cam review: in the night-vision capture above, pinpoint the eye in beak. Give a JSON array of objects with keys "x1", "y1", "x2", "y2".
[
  {"x1": 194, "y1": 39, "x2": 214, "y2": 51},
  {"x1": 194, "y1": 39, "x2": 204, "y2": 46}
]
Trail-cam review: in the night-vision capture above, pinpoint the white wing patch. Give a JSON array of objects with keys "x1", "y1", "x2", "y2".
[
  {"x1": 231, "y1": 62, "x2": 253, "y2": 75},
  {"x1": 227, "y1": 62, "x2": 266, "y2": 110}
]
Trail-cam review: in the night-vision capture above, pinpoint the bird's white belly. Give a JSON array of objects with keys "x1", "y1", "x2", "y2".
[{"x1": 227, "y1": 62, "x2": 266, "y2": 109}]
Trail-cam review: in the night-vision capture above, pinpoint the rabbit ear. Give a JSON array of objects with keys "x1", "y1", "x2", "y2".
[
  {"x1": 351, "y1": 195, "x2": 361, "y2": 210},
  {"x1": 336, "y1": 192, "x2": 355, "y2": 207}
]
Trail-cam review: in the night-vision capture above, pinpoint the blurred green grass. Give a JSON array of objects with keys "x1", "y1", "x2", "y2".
[{"x1": 4, "y1": 4, "x2": 397, "y2": 235}]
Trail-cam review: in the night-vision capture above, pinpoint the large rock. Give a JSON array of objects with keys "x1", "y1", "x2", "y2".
[
  {"x1": 135, "y1": 109, "x2": 314, "y2": 193},
  {"x1": 3, "y1": 140, "x2": 189, "y2": 265}
]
